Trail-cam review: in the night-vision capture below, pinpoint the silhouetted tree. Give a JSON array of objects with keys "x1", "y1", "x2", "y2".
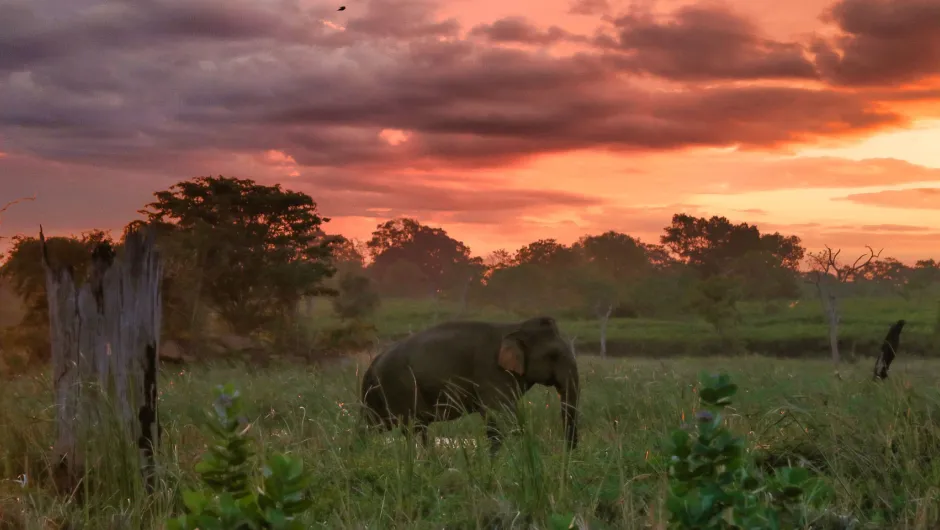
[
  {"x1": 642, "y1": 242, "x2": 679, "y2": 270},
  {"x1": 131, "y1": 176, "x2": 338, "y2": 334},
  {"x1": 483, "y1": 249, "x2": 515, "y2": 274},
  {"x1": 514, "y1": 239, "x2": 578, "y2": 268},
  {"x1": 660, "y1": 214, "x2": 804, "y2": 299},
  {"x1": 331, "y1": 237, "x2": 369, "y2": 271},
  {"x1": 572, "y1": 231, "x2": 650, "y2": 281},
  {"x1": 854, "y1": 257, "x2": 910, "y2": 297},
  {"x1": 510, "y1": 239, "x2": 582, "y2": 310},
  {"x1": 903, "y1": 259, "x2": 940, "y2": 301},
  {"x1": 485, "y1": 263, "x2": 554, "y2": 313},
  {"x1": 727, "y1": 250, "x2": 802, "y2": 300},
  {"x1": 367, "y1": 218, "x2": 484, "y2": 299}
]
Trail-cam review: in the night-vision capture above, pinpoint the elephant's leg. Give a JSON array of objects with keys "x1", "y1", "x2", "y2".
[
  {"x1": 479, "y1": 393, "x2": 521, "y2": 456},
  {"x1": 483, "y1": 413, "x2": 504, "y2": 456},
  {"x1": 399, "y1": 389, "x2": 435, "y2": 449},
  {"x1": 393, "y1": 417, "x2": 431, "y2": 455},
  {"x1": 413, "y1": 421, "x2": 430, "y2": 448}
]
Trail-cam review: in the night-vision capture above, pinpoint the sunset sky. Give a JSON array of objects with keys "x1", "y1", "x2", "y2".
[{"x1": 1, "y1": 0, "x2": 939, "y2": 263}]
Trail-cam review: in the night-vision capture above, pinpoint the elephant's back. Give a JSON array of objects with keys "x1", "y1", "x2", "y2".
[{"x1": 372, "y1": 319, "x2": 505, "y2": 385}]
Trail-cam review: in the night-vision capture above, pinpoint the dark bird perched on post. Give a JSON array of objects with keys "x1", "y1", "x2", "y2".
[
  {"x1": 873, "y1": 319, "x2": 906, "y2": 381},
  {"x1": 337, "y1": 5, "x2": 345, "y2": 10}
]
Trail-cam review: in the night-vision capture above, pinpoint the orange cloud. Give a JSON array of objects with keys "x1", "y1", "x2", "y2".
[
  {"x1": 379, "y1": 129, "x2": 412, "y2": 146},
  {"x1": 859, "y1": 224, "x2": 934, "y2": 232},
  {"x1": 839, "y1": 188, "x2": 940, "y2": 209},
  {"x1": 260, "y1": 150, "x2": 300, "y2": 177}
]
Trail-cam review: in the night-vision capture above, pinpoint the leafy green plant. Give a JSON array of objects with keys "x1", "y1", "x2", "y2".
[
  {"x1": 665, "y1": 372, "x2": 829, "y2": 529},
  {"x1": 167, "y1": 383, "x2": 314, "y2": 530}
]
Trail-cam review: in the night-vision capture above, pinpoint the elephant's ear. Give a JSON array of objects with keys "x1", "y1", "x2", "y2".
[{"x1": 497, "y1": 335, "x2": 526, "y2": 375}]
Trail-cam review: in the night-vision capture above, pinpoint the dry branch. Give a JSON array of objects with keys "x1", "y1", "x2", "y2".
[
  {"x1": 0, "y1": 195, "x2": 36, "y2": 241},
  {"x1": 0, "y1": 195, "x2": 35, "y2": 217}
]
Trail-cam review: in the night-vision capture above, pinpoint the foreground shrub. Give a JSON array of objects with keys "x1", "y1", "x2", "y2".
[
  {"x1": 665, "y1": 372, "x2": 830, "y2": 529},
  {"x1": 167, "y1": 383, "x2": 314, "y2": 530}
]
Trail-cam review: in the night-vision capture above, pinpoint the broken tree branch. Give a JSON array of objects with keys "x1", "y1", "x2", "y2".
[{"x1": 0, "y1": 195, "x2": 36, "y2": 242}]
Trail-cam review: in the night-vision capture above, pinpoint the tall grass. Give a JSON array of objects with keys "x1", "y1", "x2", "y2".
[{"x1": 2, "y1": 356, "x2": 939, "y2": 528}]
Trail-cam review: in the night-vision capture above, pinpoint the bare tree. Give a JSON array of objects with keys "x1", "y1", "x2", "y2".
[
  {"x1": 806, "y1": 245, "x2": 881, "y2": 365},
  {"x1": 574, "y1": 265, "x2": 621, "y2": 358},
  {"x1": 594, "y1": 302, "x2": 615, "y2": 357}
]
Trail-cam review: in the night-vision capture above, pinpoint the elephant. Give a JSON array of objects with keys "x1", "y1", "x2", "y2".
[{"x1": 358, "y1": 316, "x2": 580, "y2": 454}]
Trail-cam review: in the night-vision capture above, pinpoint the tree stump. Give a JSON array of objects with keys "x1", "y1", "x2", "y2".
[{"x1": 41, "y1": 226, "x2": 163, "y2": 494}]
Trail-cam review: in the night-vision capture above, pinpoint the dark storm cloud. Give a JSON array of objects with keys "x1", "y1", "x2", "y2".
[
  {"x1": 0, "y1": 0, "x2": 337, "y2": 72},
  {"x1": 0, "y1": 0, "x2": 928, "y2": 179},
  {"x1": 469, "y1": 17, "x2": 587, "y2": 45},
  {"x1": 813, "y1": 0, "x2": 940, "y2": 86},
  {"x1": 342, "y1": 0, "x2": 460, "y2": 39},
  {"x1": 595, "y1": 4, "x2": 819, "y2": 81},
  {"x1": 568, "y1": 0, "x2": 610, "y2": 16}
]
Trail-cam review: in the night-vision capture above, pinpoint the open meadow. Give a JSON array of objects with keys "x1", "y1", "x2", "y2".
[
  {"x1": 298, "y1": 295, "x2": 939, "y2": 359},
  {"x1": 3, "y1": 353, "x2": 940, "y2": 529}
]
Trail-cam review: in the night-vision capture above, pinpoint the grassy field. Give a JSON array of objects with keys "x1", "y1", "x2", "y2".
[
  {"x1": 3, "y1": 355, "x2": 940, "y2": 528},
  {"x1": 301, "y1": 295, "x2": 940, "y2": 358},
  {"x1": 4, "y1": 282, "x2": 938, "y2": 359}
]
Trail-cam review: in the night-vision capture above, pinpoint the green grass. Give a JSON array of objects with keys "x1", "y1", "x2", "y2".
[
  {"x1": 303, "y1": 295, "x2": 940, "y2": 358},
  {"x1": 3, "y1": 356, "x2": 940, "y2": 528},
  {"x1": 341, "y1": 296, "x2": 940, "y2": 342}
]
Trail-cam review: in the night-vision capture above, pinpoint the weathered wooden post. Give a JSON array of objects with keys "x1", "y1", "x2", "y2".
[{"x1": 41, "y1": 225, "x2": 163, "y2": 493}]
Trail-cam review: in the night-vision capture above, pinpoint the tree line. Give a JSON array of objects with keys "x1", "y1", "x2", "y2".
[{"x1": 2, "y1": 176, "x2": 939, "y2": 367}]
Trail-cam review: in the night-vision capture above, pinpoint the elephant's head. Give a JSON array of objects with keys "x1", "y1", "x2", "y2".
[{"x1": 497, "y1": 316, "x2": 580, "y2": 450}]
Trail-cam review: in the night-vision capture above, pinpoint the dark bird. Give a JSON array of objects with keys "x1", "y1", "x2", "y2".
[
  {"x1": 338, "y1": 5, "x2": 345, "y2": 10},
  {"x1": 873, "y1": 319, "x2": 906, "y2": 381}
]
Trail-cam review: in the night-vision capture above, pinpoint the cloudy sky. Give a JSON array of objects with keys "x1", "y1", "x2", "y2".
[{"x1": 1, "y1": 0, "x2": 939, "y2": 262}]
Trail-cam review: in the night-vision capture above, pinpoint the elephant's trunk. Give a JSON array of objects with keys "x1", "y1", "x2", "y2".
[{"x1": 554, "y1": 366, "x2": 579, "y2": 450}]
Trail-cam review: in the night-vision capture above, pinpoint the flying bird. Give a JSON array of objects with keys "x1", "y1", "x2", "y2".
[{"x1": 338, "y1": 5, "x2": 345, "y2": 10}]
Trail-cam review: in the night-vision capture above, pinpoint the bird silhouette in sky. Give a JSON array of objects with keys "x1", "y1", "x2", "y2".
[{"x1": 337, "y1": 5, "x2": 345, "y2": 10}]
